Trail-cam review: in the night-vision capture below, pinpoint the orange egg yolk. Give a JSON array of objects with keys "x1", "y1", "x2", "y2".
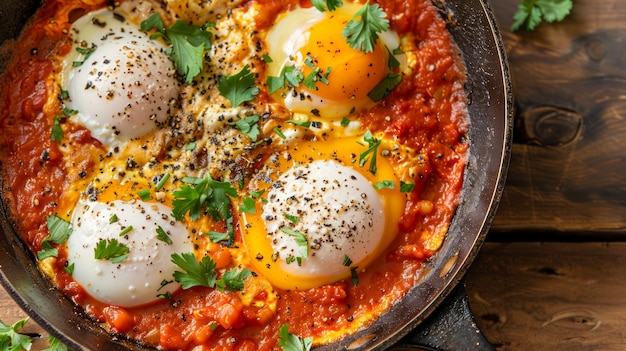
[{"x1": 297, "y1": 14, "x2": 389, "y2": 102}]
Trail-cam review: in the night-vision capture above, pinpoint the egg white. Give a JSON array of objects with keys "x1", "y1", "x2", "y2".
[{"x1": 61, "y1": 8, "x2": 180, "y2": 149}]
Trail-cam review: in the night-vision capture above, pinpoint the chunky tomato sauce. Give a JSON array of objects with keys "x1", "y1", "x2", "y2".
[{"x1": 0, "y1": 0, "x2": 468, "y2": 350}]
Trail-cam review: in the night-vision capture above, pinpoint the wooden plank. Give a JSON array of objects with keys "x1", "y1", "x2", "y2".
[
  {"x1": 466, "y1": 242, "x2": 626, "y2": 351},
  {"x1": 488, "y1": 0, "x2": 626, "y2": 233},
  {"x1": 0, "y1": 285, "x2": 47, "y2": 350}
]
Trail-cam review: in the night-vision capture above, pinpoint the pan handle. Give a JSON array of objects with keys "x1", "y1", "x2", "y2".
[{"x1": 388, "y1": 282, "x2": 494, "y2": 351}]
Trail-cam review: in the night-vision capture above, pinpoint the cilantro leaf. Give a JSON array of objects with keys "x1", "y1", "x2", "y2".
[
  {"x1": 342, "y1": 1, "x2": 390, "y2": 53},
  {"x1": 280, "y1": 227, "x2": 308, "y2": 260},
  {"x1": 216, "y1": 267, "x2": 252, "y2": 292},
  {"x1": 400, "y1": 181, "x2": 416, "y2": 193},
  {"x1": 156, "y1": 226, "x2": 173, "y2": 244},
  {"x1": 38, "y1": 215, "x2": 72, "y2": 260},
  {"x1": 94, "y1": 239, "x2": 130, "y2": 263},
  {"x1": 311, "y1": 0, "x2": 343, "y2": 12},
  {"x1": 141, "y1": 14, "x2": 213, "y2": 83},
  {"x1": 0, "y1": 318, "x2": 33, "y2": 351},
  {"x1": 171, "y1": 175, "x2": 238, "y2": 222},
  {"x1": 358, "y1": 131, "x2": 382, "y2": 175},
  {"x1": 230, "y1": 115, "x2": 261, "y2": 141},
  {"x1": 512, "y1": 0, "x2": 572, "y2": 31},
  {"x1": 171, "y1": 252, "x2": 217, "y2": 289},
  {"x1": 278, "y1": 324, "x2": 312, "y2": 351},
  {"x1": 45, "y1": 334, "x2": 72, "y2": 351},
  {"x1": 368, "y1": 73, "x2": 401, "y2": 101},
  {"x1": 218, "y1": 64, "x2": 260, "y2": 107},
  {"x1": 373, "y1": 180, "x2": 395, "y2": 190},
  {"x1": 50, "y1": 108, "x2": 78, "y2": 143}
]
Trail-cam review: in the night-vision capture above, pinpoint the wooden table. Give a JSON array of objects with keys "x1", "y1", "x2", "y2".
[{"x1": 2, "y1": 0, "x2": 626, "y2": 350}]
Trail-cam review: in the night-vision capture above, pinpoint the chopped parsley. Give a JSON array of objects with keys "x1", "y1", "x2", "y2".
[
  {"x1": 400, "y1": 181, "x2": 416, "y2": 193},
  {"x1": 278, "y1": 324, "x2": 313, "y2": 351},
  {"x1": 218, "y1": 64, "x2": 260, "y2": 107},
  {"x1": 216, "y1": 267, "x2": 253, "y2": 292},
  {"x1": 171, "y1": 175, "x2": 238, "y2": 222},
  {"x1": 0, "y1": 318, "x2": 33, "y2": 351},
  {"x1": 37, "y1": 215, "x2": 72, "y2": 260},
  {"x1": 94, "y1": 239, "x2": 130, "y2": 263},
  {"x1": 311, "y1": 0, "x2": 343, "y2": 12},
  {"x1": 171, "y1": 252, "x2": 251, "y2": 291},
  {"x1": 141, "y1": 14, "x2": 213, "y2": 84},
  {"x1": 350, "y1": 266, "x2": 359, "y2": 286},
  {"x1": 342, "y1": 1, "x2": 390, "y2": 53},
  {"x1": 238, "y1": 197, "x2": 257, "y2": 214},
  {"x1": 51, "y1": 108, "x2": 78, "y2": 143},
  {"x1": 156, "y1": 226, "x2": 173, "y2": 244},
  {"x1": 230, "y1": 115, "x2": 261, "y2": 141},
  {"x1": 342, "y1": 255, "x2": 353, "y2": 266},
  {"x1": 368, "y1": 73, "x2": 401, "y2": 101},
  {"x1": 374, "y1": 180, "x2": 395, "y2": 190},
  {"x1": 137, "y1": 189, "x2": 152, "y2": 201},
  {"x1": 358, "y1": 131, "x2": 382, "y2": 175},
  {"x1": 280, "y1": 227, "x2": 308, "y2": 261},
  {"x1": 512, "y1": 0, "x2": 572, "y2": 31},
  {"x1": 73, "y1": 46, "x2": 97, "y2": 67}
]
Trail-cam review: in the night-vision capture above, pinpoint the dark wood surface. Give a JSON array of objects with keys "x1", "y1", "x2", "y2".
[{"x1": 2, "y1": 0, "x2": 626, "y2": 350}]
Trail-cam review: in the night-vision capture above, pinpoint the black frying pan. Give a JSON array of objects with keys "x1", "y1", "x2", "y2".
[{"x1": 0, "y1": 0, "x2": 513, "y2": 350}]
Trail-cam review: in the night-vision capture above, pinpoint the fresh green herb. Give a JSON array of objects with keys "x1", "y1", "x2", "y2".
[
  {"x1": 218, "y1": 64, "x2": 260, "y2": 107},
  {"x1": 311, "y1": 0, "x2": 343, "y2": 12},
  {"x1": 171, "y1": 252, "x2": 217, "y2": 289},
  {"x1": 46, "y1": 334, "x2": 72, "y2": 351},
  {"x1": 157, "y1": 291, "x2": 173, "y2": 300},
  {"x1": 109, "y1": 214, "x2": 119, "y2": 224},
  {"x1": 342, "y1": 1, "x2": 390, "y2": 53},
  {"x1": 208, "y1": 231, "x2": 230, "y2": 243},
  {"x1": 368, "y1": 73, "x2": 401, "y2": 101},
  {"x1": 301, "y1": 54, "x2": 331, "y2": 90},
  {"x1": 283, "y1": 213, "x2": 300, "y2": 224},
  {"x1": 287, "y1": 120, "x2": 312, "y2": 128},
  {"x1": 350, "y1": 266, "x2": 359, "y2": 286},
  {"x1": 278, "y1": 324, "x2": 313, "y2": 351},
  {"x1": 340, "y1": 117, "x2": 351, "y2": 127},
  {"x1": 119, "y1": 225, "x2": 134, "y2": 237},
  {"x1": 0, "y1": 318, "x2": 33, "y2": 351},
  {"x1": 400, "y1": 181, "x2": 416, "y2": 193},
  {"x1": 38, "y1": 215, "x2": 72, "y2": 260},
  {"x1": 374, "y1": 180, "x2": 395, "y2": 190},
  {"x1": 512, "y1": 0, "x2": 572, "y2": 31},
  {"x1": 58, "y1": 87, "x2": 69, "y2": 101},
  {"x1": 141, "y1": 14, "x2": 213, "y2": 83},
  {"x1": 210, "y1": 323, "x2": 219, "y2": 331},
  {"x1": 156, "y1": 226, "x2": 173, "y2": 244},
  {"x1": 273, "y1": 127, "x2": 287, "y2": 139},
  {"x1": 156, "y1": 173, "x2": 171, "y2": 191},
  {"x1": 386, "y1": 46, "x2": 401, "y2": 69},
  {"x1": 358, "y1": 131, "x2": 381, "y2": 175},
  {"x1": 65, "y1": 263, "x2": 75, "y2": 276},
  {"x1": 262, "y1": 54, "x2": 273, "y2": 63},
  {"x1": 94, "y1": 239, "x2": 130, "y2": 263},
  {"x1": 230, "y1": 115, "x2": 261, "y2": 141},
  {"x1": 51, "y1": 108, "x2": 78, "y2": 142},
  {"x1": 238, "y1": 197, "x2": 257, "y2": 214},
  {"x1": 216, "y1": 267, "x2": 252, "y2": 292},
  {"x1": 73, "y1": 46, "x2": 97, "y2": 67},
  {"x1": 248, "y1": 189, "x2": 265, "y2": 198},
  {"x1": 280, "y1": 227, "x2": 308, "y2": 259},
  {"x1": 342, "y1": 255, "x2": 353, "y2": 266},
  {"x1": 137, "y1": 189, "x2": 152, "y2": 201},
  {"x1": 185, "y1": 142, "x2": 197, "y2": 151},
  {"x1": 171, "y1": 175, "x2": 238, "y2": 222},
  {"x1": 267, "y1": 65, "x2": 305, "y2": 94}
]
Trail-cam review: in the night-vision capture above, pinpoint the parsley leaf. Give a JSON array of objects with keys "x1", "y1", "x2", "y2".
[
  {"x1": 0, "y1": 318, "x2": 32, "y2": 351},
  {"x1": 171, "y1": 252, "x2": 217, "y2": 289},
  {"x1": 216, "y1": 267, "x2": 252, "y2": 292},
  {"x1": 230, "y1": 115, "x2": 261, "y2": 141},
  {"x1": 278, "y1": 324, "x2": 312, "y2": 351},
  {"x1": 218, "y1": 64, "x2": 260, "y2": 107},
  {"x1": 38, "y1": 215, "x2": 72, "y2": 260},
  {"x1": 51, "y1": 108, "x2": 78, "y2": 143},
  {"x1": 46, "y1": 334, "x2": 72, "y2": 351},
  {"x1": 359, "y1": 131, "x2": 382, "y2": 175},
  {"x1": 368, "y1": 73, "x2": 401, "y2": 102},
  {"x1": 171, "y1": 175, "x2": 238, "y2": 222},
  {"x1": 94, "y1": 239, "x2": 130, "y2": 263},
  {"x1": 342, "y1": 1, "x2": 390, "y2": 53},
  {"x1": 400, "y1": 181, "x2": 416, "y2": 193},
  {"x1": 280, "y1": 227, "x2": 308, "y2": 260},
  {"x1": 156, "y1": 226, "x2": 173, "y2": 244},
  {"x1": 311, "y1": 0, "x2": 343, "y2": 12},
  {"x1": 373, "y1": 180, "x2": 395, "y2": 190},
  {"x1": 512, "y1": 0, "x2": 572, "y2": 31},
  {"x1": 141, "y1": 14, "x2": 213, "y2": 83}
]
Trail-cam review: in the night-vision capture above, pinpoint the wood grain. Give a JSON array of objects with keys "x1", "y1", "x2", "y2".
[
  {"x1": 466, "y1": 242, "x2": 626, "y2": 351},
  {"x1": 488, "y1": 0, "x2": 626, "y2": 234},
  {"x1": 0, "y1": 285, "x2": 47, "y2": 350}
]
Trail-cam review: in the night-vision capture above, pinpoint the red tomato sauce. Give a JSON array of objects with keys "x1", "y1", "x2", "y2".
[{"x1": 0, "y1": 0, "x2": 468, "y2": 350}]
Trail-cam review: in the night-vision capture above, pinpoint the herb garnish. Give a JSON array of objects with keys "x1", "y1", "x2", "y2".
[
  {"x1": 141, "y1": 14, "x2": 213, "y2": 84},
  {"x1": 311, "y1": 0, "x2": 343, "y2": 12},
  {"x1": 216, "y1": 267, "x2": 253, "y2": 292},
  {"x1": 278, "y1": 324, "x2": 313, "y2": 351},
  {"x1": 229, "y1": 115, "x2": 261, "y2": 141},
  {"x1": 171, "y1": 252, "x2": 251, "y2": 291},
  {"x1": 73, "y1": 46, "x2": 97, "y2": 67},
  {"x1": 342, "y1": 1, "x2": 390, "y2": 53},
  {"x1": 156, "y1": 225, "x2": 173, "y2": 244},
  {"x1": 218, "y1": 64, "x2": 260, "y2": 107},
  {"x1": 373, "y1": 180, "x2": 395, "y2": 190},
  {"x1": 0, "y1": 318, "x2": 33, "y2": 351},
  {"x1": 280, "y1": 227, "x2": 309, "y2": 261},
  {"x1": 358, "y1": 131, "x2": 382, "y2": 175},
  {"x1": 94, "y1": 239, "x2": 130, "y2": 263},
  {"x1": 38, "y1": 215, "x2": 72, "y2": 260},
  {"x1": 512, "y1": 0, "x2": 572, "y2": 31},
  {"x1": 51, "y1": 108, "x2": 78, "y2": 142},
  {"x1": 400, "y1": 181, "x2": 416, "y2": 193},
  {"x1": 171, "y1": 175, "x2": 238, "y2": 222},
  {"x1": 368, "y1": 73, "x2": 401, "y2": 101}
]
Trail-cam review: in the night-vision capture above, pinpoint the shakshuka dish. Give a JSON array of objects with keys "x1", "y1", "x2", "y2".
[{"x1": 0, "y1": 0, "x2": 469, "y2": 349}]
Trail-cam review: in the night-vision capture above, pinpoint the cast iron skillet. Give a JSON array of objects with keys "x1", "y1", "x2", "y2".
[{"x1": 0, "y1": 0, "x2": 513, "y2": 350}]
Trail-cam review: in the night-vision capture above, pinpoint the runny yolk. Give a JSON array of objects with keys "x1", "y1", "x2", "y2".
[{"x1": 297, "y1": 14, "x2": 388, "y2": 102}]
